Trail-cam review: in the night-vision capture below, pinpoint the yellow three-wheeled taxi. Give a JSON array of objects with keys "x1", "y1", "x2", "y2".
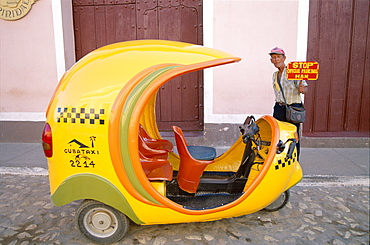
[{"x1": 42, "y1": 40, "x2": 302, "y2": 244}]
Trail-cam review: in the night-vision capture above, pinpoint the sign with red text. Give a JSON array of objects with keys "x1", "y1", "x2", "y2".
[{"x1": 286, "y1": 61, "x2": 319, "y2": 80}]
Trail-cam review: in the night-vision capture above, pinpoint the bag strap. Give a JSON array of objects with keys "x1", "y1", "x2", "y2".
[{"x1": 276, "y1": 71, "x2": 289, "y2": 108}]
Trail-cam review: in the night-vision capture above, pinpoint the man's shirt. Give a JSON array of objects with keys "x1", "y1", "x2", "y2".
[{"x1": 272, "y1": 67, "x2": 308, "y2": 105}]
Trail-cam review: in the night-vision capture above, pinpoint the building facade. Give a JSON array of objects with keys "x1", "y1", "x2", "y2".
[{"x1": 1, "y1": 0, "x2": 368, "y2": 146}]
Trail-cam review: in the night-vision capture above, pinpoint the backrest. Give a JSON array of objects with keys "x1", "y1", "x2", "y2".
[
  {"x1": 172, "y1": 126, "x2": 194, "y2": 161},
  {"x1": 172, "y1": 126, "x2": 188, "y2": 146},
  {"x1": 172, "y1": 125, "x2": 213, "y2": 193},
  {"x1": 139, "y1": 124, "x2": 174, "y2": 151},
  {"x1": 138, "y1": 134, "x2": 168, "y2": 159},
  {"x1": 138, "y1": 124, "x2": 151, "y2": 140}
]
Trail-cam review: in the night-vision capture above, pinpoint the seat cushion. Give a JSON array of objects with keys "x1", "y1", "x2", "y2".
[{"x1": 187, "y1": 145, "x2": 217, "y2": 160}]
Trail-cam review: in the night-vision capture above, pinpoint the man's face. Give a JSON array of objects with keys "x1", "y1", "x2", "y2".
[{"x1": 270, "y1": 54, "x2": 286, "y2": 69}]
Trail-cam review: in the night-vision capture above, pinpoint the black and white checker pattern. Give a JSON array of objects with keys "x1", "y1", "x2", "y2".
[{"x1": 56, "y1": 107, "x2": 106, "y2": 125}]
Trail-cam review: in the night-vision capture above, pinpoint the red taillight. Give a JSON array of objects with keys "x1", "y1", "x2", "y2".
[{"x1": 42, "y1": 123, "x2": 53, "y2": 158}]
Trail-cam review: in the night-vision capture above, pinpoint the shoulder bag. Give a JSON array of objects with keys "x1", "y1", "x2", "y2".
[{"x1": 277, "y1": 75, "x2": 306, "y2": 124}]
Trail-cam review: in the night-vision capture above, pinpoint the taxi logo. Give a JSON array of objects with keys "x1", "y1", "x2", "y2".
[
  {"x1": 68, "y1": 139, "x2": 89, "y2": 148},
  {"x1": 65, "y1": 136, "x2": 99, "y2": 168},
  {"x1": 64, "y1": 136, "x2": 100, "y2": 155},
  {"x1": 0, "y1": 0, "x2": 37, "y2": 21},
  {"x1": 286, "y1": 61, "x2": 319, "y2": 80}
]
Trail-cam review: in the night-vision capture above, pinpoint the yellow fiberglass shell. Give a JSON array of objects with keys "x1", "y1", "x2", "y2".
[{"x1": 45, "y1": 40, "x2": 302, "y2": 225}]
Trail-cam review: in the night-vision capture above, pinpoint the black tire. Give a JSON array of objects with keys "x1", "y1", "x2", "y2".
[
  {"x1": 76, "y1": 199, "x2": 129, "y2": 244},
  {"x1": 263, "y1": 190, "x2": 290, "y2": 212}
]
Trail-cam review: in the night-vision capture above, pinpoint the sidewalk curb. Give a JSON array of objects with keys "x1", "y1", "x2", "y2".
[
  {"x1": 1, "y1": 167, "x2": 368, "y2": 187},
  {"x1": 0, "y1": 167, "x2": 48, "y2": 176},
  {"x1": 297, "y1": 175, "x2": 369, "y2": 187}
]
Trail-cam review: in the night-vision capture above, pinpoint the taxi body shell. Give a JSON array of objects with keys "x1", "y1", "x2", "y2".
[{"x1": 44, "y1": 40, "x2": 302, "y2": 226}]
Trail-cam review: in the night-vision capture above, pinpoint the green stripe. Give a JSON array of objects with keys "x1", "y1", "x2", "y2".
[
  {"x1": 120, "y1": 66, "x2": 179, "y2": 204},
  {"x1": 51, "y1": 174, "x2": 143, "y2": 224}
]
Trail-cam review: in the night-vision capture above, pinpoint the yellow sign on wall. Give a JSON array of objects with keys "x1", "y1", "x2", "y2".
[
  {"x1": 286, "y1": 61, "x2": 320, "y2": 80},
  {"x1": 0, "y1": 0, "x2": 37, "y2": 21}
]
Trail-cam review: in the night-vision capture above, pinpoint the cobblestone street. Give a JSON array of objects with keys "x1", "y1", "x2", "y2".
[{"x1": 0, "y1": 174, "x2": 369, "y2": 245}]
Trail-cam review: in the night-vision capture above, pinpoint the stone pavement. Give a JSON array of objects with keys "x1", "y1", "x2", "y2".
[
  {"x1": 0, "y1": 175, "x2": 369, "y2": 245},
  {"x1": 0, "y1": 143, "x2": 369, "y2": 244}
]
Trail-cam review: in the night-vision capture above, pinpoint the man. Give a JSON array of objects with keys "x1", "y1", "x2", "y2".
[{"x1": 269, "y1": 47, "x2": 308, "y2": 159}]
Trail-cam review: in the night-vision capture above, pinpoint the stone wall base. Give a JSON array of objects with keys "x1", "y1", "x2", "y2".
[{"x1": 1, "y1": 121, "x2": 368, "y2": 148}]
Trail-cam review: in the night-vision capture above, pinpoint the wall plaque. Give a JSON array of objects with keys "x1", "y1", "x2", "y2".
[{"x1": 0, "y1": 0, "x2": 38, "y2": 21}]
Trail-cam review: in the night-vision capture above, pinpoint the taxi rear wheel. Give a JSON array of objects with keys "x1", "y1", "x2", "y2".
[
  {"x1": 263, "y1": 190, "x2": 290, "y2": 212},
  {"x1": 76, "y1": 199, "x2": 129, "y2": 244}
]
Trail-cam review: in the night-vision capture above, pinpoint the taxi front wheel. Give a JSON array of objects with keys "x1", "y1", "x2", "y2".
[
  {"x1": 76, "y1": 199, "x2": 129, "y2": 244},
  {"x1": 263, "y1": 190, "x2": 290, "y2": 212}
]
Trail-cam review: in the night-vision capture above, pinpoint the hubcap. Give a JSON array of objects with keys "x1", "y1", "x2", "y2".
[
  {"x1": 91, "y1": 212, "x2": 112, "y2": 230},
  {"x1": 84, "y1": 207, "x2": 118, "y2": 238}
]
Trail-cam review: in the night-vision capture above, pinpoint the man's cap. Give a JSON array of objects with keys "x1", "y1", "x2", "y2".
[{"x1": 269, "y1": 47, "x2": 285, "y2": 55}]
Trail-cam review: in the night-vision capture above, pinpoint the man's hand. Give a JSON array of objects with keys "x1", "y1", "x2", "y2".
[{"x1": 298, "y1": 83, "x2": 308, "y2": 94}]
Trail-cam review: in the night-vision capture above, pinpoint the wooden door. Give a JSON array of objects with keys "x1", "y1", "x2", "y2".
[
  {"x1": 73, "y1": 0, "x2": 137, "y2": 60},
  {"x1": 304, "y1": 0, "x2": 369, "y2": 136},
  {"x1": 72, "y1": 0, "x2": 204, "y2": 131}
]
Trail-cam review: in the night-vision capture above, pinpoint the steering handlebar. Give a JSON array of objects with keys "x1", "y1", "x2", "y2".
[{"x1": 239, "y1": 116, "x2": 260, "y2": 144}]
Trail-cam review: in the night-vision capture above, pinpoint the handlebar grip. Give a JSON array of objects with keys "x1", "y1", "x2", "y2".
[{"x1": 285, "y1": 139, "x2": 297, "y2": 160}]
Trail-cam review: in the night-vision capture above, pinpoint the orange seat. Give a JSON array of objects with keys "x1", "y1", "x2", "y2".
[
  {"x1": 172, "y1": 126, "x2": 214, "y2": 193},
  {"x1": 138, "y1": 135, "x2": 168, "y2": 159},
  {"x1": 139, "y1": 124, "x2": 173, "y2": 151},
  {"x1": 139, "y1": 152, "x2": 173, "y2": 181}
]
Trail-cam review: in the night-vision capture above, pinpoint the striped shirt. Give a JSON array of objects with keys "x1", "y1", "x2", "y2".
[{"x1": 272, "y1": 67, "x2": 308, "y2": 105}]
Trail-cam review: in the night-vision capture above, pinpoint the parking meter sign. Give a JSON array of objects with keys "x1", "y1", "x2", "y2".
[{"x1": 286, "y1": 61, "x2": 319, "y2": 80}]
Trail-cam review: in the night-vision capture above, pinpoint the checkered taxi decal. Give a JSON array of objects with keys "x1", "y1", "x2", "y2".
[
  {"x1": 56, "y1": 107, "x2": 106, "y2": 125},
  {"x1": 275, "y1": 152, "x2": 297, "y2": 170}
]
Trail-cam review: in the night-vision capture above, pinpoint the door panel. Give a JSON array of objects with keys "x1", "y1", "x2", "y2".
[
  {"x1": 105, "y1": 5, "x2": 136, "y2": 44},
  {"x1": 136, "y1": 0, "x2": 158, "y2": 39},
  {"x1": 73, "y1": 6, "x2": 97, "y2": 59},
  {"x1": 72, "y1": 0, "x2": 204, "y2": 131},
  {"x1": 95, "y1": 6, "x2": 107, "y2": 48},
  {"x1": 305, "y1": 0, "x2": 369, "y2": 136}
]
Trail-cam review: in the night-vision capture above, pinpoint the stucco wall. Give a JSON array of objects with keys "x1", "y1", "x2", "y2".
[
  {"x1": 0, "y1": 0, "x2": 305, "y2": 142},
  {"x1": 207, "y1": 0, "x2": 300, "y2": 123},
  {"x1": 0, "y1": 0, "x2": 58, "y2": 119}
]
